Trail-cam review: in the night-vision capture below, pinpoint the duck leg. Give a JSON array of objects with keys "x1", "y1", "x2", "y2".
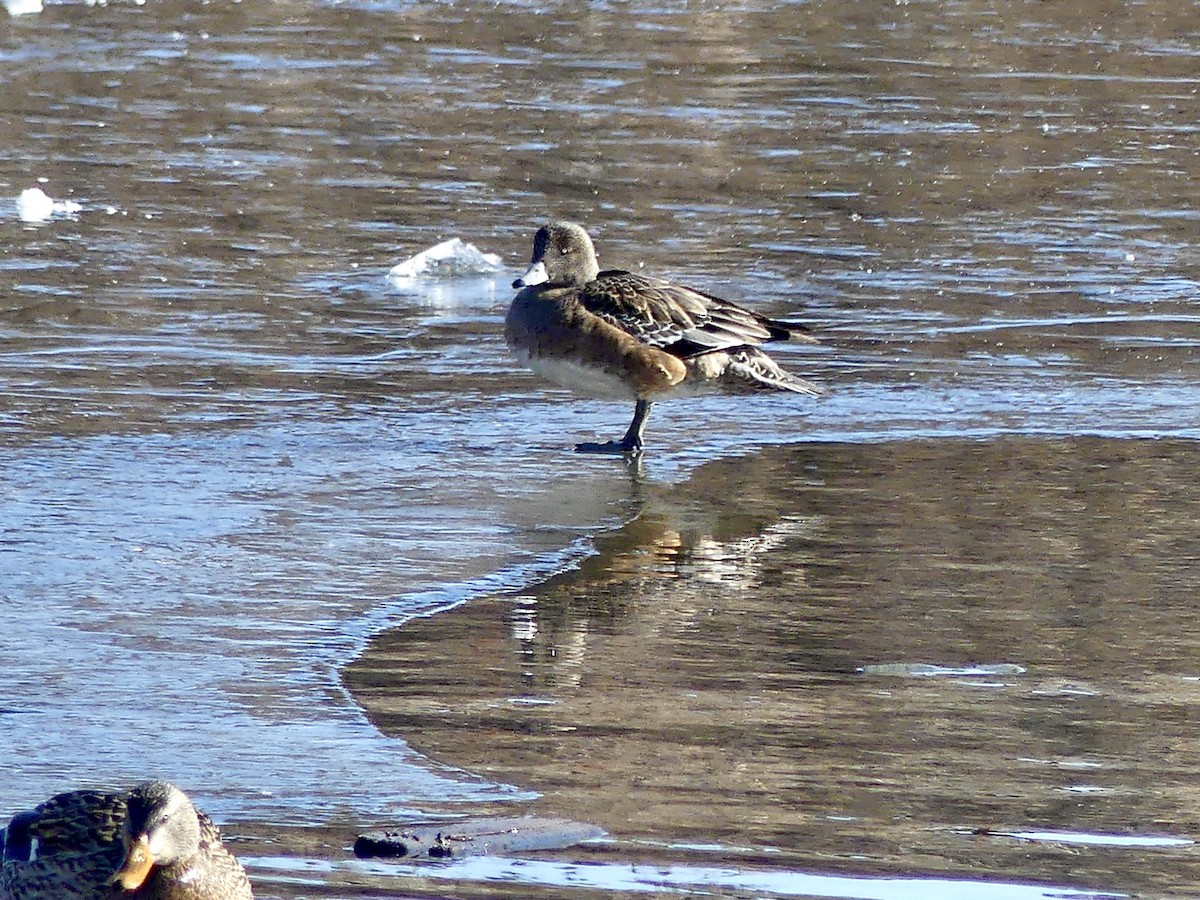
[{"x1": 576, "y1": 399, "x2": 652, "y2": 455}]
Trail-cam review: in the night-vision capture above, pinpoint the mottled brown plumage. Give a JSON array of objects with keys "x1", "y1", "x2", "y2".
[
  {"x1": 577, "y1": 270, "x2": 793, "y2": 353},
  {"x1": 505, "y1": 221, "x2": 819, "y2": 454},
  {"x1": 0, "y1": 782, "x2": 252, "y2": 900}
]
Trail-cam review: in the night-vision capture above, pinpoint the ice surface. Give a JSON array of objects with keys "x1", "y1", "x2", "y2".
[
  {"x1": 387, "y1": 237, "x2": 504, "y2": 287},
  {"x1": 16, "y1": 187, "x2": 82, "y2": 222},
  {"x1": 2, "y1": 0, "x2": 43, "y2": 16},
  {"x1": 994, "y1": 830, "x2": 1194, "y2": 848},
  {"x1": 859, "y1": 662, "x2": 1027, "y2": 678}
]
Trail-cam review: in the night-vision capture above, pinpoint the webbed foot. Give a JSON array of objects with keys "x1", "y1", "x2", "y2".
[
  {"x1": 575, "y1": 439, "x2": 643, "y2": 456},
  {"x1": 574, "y1": 400, "x2": 652, "y2": 457}
]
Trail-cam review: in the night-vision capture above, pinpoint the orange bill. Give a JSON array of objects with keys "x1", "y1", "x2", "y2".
[{"x1": 111, "y1": 834, "x2": 155, "y2": 891}]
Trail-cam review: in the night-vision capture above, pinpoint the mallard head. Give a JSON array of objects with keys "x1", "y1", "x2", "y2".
[{"x1": 111, "y1": 781, "x2": 203, "y2": 892}]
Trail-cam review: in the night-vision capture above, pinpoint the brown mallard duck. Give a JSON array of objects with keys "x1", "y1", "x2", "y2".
[
  {"x1": 0, "y1": 781, "x2": 253, "y2": 899},
  {"x1": 505, "y1": 221, "x2": 820, "y2": 455}
]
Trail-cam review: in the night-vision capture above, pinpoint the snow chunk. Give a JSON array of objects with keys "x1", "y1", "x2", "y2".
[
  {"x1": 387, "y1": 237, "x2": 503, "y2": 286},
  {"x1": 17, "y1": 188, "x2": 82, "y2": 223},
  {"x1": 2, "y1": 0, "x2": 43, "y2": 16}
]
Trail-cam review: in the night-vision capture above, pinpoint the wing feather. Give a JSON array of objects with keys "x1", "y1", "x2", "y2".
[{"x1": 577, "y1": 270, "x2": 792, "y2": 356}]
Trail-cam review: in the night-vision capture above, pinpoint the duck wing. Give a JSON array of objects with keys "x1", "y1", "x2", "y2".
[
  {"x1": 18, "y1": 790, "x2": 125, "y2": 856},
  {"x1": 1, "y1": 791, "x2": 126, "y2": 900},
  {"x1": 579, "y1": 270, "x2": 798, "y2": 355}
]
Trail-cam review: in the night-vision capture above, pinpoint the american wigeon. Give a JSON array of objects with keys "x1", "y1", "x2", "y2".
[
  {"x1": 505, "y1": 221, "x2": 820, "y2": 455},
  {"x1": 1, "y1": 781, "x2": 253, "y2": 900}
]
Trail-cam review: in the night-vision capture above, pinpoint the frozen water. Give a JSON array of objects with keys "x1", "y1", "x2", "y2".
[
  {"x1": 993, "y1": 831, "x2": 1194, "y2": 848},
  {"x1": 2, "y1": 0, "x2": 42, "y2": 16},
  {"x1": 16, "y1": 187, "x2": 82, "y2": 222},
  {"x1": 387, "y1": 237, "x2": 504, "y2": 288}
]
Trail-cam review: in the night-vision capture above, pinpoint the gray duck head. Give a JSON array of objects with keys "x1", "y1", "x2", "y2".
[
  {"x1": 111, "y1": 781, "x2": 203, "y2": 890},
  {"x1": 513, "y1": 221, "x2": 600, "y2": 289}
]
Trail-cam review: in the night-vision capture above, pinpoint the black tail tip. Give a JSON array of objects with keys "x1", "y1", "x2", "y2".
[{"x1": 770, "y1": 320, "x2": 818, "y2": 344}]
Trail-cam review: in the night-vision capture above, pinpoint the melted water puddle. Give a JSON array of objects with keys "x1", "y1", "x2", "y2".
[{"x1": 347, "y1": 438, "x2": 1200, "y2": 900}]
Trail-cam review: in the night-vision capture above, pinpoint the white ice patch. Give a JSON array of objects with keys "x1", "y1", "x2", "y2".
[
  {"x1": 991, "y1": 829, "x2": 1194, "y2": 848},
  {"x1": 387, "y1": 237, "x2": 503, "y2": 288},
  {"x1": 859, "y1": 662, "x2": 1026, "y2": 678},
  {"x1": 2, "y1": 0, "x2": 43, "y2": 17},
  {"x1": 16, "y1": 187, "x2": 82, "y2": 222}
]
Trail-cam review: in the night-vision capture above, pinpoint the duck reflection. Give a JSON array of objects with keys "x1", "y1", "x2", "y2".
[{"x1": 346, "y1": 437, "x2": 1200, "y2": 890}]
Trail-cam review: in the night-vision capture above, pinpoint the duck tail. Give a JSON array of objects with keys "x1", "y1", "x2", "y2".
[
  {"x1": 764, "y1": 317, "x2": 818, "y2": 344},
  {"x1": 690, "y1": 347, "x2": 822, "y2": 396}
]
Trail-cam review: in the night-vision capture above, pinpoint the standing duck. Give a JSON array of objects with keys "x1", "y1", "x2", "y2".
[
  {"x1": 0, "y1": 781, "x2": 253, "y2": 900},
  {"x1": 505, "y1": 221, "x2": 820, "y2": 455}
]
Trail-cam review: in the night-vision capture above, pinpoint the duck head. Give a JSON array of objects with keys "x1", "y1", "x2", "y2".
[
  {"x1": 111, "y1": 782, "x2": 203, "y2": 892},
  {"x1": 513, "y1": 221, "x2": 600, "y2": 289}
]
